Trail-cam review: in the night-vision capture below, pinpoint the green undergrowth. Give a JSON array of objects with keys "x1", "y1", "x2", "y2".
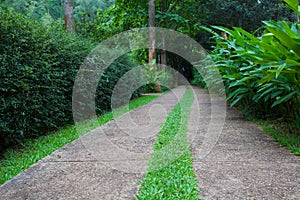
[
  {"x1": 0, "y1": 95, "x2": 158, "y2": 185},
  {"x1": 248, "y1": 117, "x2": 300, "y2": 156},
  {"x1": 136, "y1": 88, "x2": 200, "y2": 199}
]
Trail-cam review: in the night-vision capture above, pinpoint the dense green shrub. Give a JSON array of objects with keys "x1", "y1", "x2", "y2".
[
  {"x1": 0, "y1": 8, "x2": 138, "y2": 151},
  {"x1": 0, "y1": 8, "x2": 91, "y2": 149},
  {"x1": 96, "y1": 54, "x2": 140, "y2": 113}
]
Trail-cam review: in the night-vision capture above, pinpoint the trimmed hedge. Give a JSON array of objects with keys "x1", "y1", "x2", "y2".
[{"x1": 0, "y1": 8, "x2": 137, "y2": 151}]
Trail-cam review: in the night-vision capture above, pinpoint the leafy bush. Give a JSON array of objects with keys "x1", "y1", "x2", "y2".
[
  {"x1": 96, "y1": 54, "x2": 140, "y2": 113},
  {"x1": 191, "y1": 68, "x2": 207, "y2": 88},
  {"x1": 198, "y1": 1, "x2": 300, "y2": 126},
  {"x1": 0, "y1": 8, "x2": 138, "y2": 151}
]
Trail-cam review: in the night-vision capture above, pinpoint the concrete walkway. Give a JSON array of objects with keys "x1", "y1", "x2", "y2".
[
  {"x1": 0, "y1": 86, "x2": 299, "y2": 199},
  {"x1": 188, "y1": 88, "x2": 299, "y2": 199}
]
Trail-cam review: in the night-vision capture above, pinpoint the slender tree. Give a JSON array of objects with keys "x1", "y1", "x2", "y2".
[
  {"x1": 148, "y1": 0, "x2": 156, "y2": 65},
  {"x1": 160, "y1": 0, "x2": 167, "y2": 69},
  {"x1": 148, "y1": 0, "x2": 161, "y2": 91},
  {"x1": 64, "y1": 0, "x2": 76, "y2": 32}
]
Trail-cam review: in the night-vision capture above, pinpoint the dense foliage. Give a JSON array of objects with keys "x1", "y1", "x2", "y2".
[
  {"x1": 195, "y1": 1, "x2": 300, "y2": 132},
  {"x1": 3, "y1": 0, "x2": 293, "y2": 38},
  {"x1": 2, "y1": 0, "x2": 63, "y2": 21},
  {"x1": 0, "y1": 8, "x2": 137, "y2": 151},
  {"x1": 2, "y1": 0, "x2": 293, "y2": 80},
  {"x1": 195, "y1": 0, "x2": 294, "y2": 32},
  {"x1": 1, "y1": 0, "x2": 299, "y2": 150}
]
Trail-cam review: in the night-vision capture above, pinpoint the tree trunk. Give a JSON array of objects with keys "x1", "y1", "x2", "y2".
[
  {"x1": 64, "y1": 0, "x2": 76, "y2": 32},
  {"x1": 149, "y1": 0, "x2": 160, "y2": 92},
  {"x1": 161, "y1": 0, "x2": 171, "y2": 88},
  {"x1": 148, "y1": 0, "x2": 156, "y2": 65},
  {"x1": 161, "y1": 0, "x2": 167, "y2": 69}
]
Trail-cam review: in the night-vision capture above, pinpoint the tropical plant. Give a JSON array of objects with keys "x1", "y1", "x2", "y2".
[{"x1": 198, "y1": 0, "x2": 300, "y2": 126}]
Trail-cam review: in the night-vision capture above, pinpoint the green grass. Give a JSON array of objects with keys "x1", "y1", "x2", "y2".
[
  {"x1": 0, "y1": 95, "x2": 158, "y2": 185},
  {"x1": 136, "y1": 88, "x2": 200, "y2": 200},
  {"x1": 248, "y1": 117, "x2": 300, "y2": 156}
]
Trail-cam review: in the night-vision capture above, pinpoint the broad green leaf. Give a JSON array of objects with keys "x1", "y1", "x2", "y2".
[
  {"x1": 284, "y1": 0, "x2": 300, "y2": 15},
  {"x1": 262, "y1": 33, "x2": 274, "y2": 43},
  {"x1": 281, "y1": 21, "x2": 300, "y2": 39},
  {"x1": 198, "y1": 25, "x2": 221, "y2": 38},
  {"x1": 272, "y1": 91, "x2": 298, "y2": 107},
  {"x1": 286, "y1": 59, "x2": 300, "y2": 66},
  {"x1": 275, "y1": 64, "x2": 287, "y2": 79},
  {"x1": 212, "y1": 26, "x2": 245, "y2": 45},
  {"x1": 233, "y1": 27, "x2": 260, "y2": 43},
  {"x1": 223, "y1": 74, "x2": 243, "y2": 80},
  {"x1": 211, "y1": 26, "x2": 234, "y2": 36},
  {"x1": 229, "y1": 76, "x2": 256, "y2": 88},
  {"x1": 257, "y1": 83, "x2": 273, "y2": 93},
  {"x1": 271, "y1": 90, "x2": 283, "y2": 99},
  {"x1": 240, "y1": 65, "x2": 254, "y2": 71},
  {"x1": 264, "y1": 21, "x2": 300, "y2": 57},
  {"x1": 227, "y1": 87, "x2": 249, "y2": 101},
  {"x1": 258, "y1": 73, "x2": 276, "y2": 85},
  {"x1": 230, "y1": 94, "x2": 244, "y2": 107},
  {"x1": 254, "y1": 86, "x2": 277, "y2": 102}
]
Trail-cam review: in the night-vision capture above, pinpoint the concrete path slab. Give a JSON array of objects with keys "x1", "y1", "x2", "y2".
[
  {"x1": 0, "y1": 87, "x2": 187, "y2": 200},
  {"x1": 188, "y1": 87, "x2": 299, "y2": 199}
]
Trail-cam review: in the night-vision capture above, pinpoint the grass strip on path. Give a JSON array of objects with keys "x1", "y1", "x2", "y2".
[
  {"x1": 136, "y1": 88, "x2": 200, "y2": 199},
  {"x1": 0, "y1": 95, "x2": 158, "y2": 185}
]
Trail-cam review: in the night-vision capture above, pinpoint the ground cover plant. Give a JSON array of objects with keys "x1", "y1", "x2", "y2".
[{"x1": 136, "y1": 88, "x2": 200, "y2": 199}]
